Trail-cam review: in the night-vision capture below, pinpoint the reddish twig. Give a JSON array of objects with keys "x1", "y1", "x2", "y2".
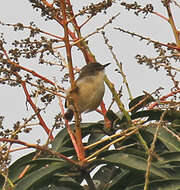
[
  {"x1": 1, "y1": 46, "x2": 64, "y2": 91},
  {"x1": 0, "y1": 138, "x2": 77, "y2": 165},
  {"x1": 148, "y1": 89, "x2": 180, "y2": 109},
  {"x1": 2, "y1": 22, "x2": 63, "y2": 40},
  {"x1": 55, "y1": 81, "x2": 80, "y2": 158},
  {"x1": 100, "y1": 101, "x2": 111, "y2": 128},
  {"x1": 21, "y1": 81, "x2": 54, "y2": 140},
  {"x1": 18, "y1": 150, "x2": 42, "y2": 179},
  {"x1": 166, "y1": 3, "x2": 180, "y2": 49},
  {"x1": 1, "y1": 45, "x2": 54, "y2": 139},
  {"x1": 9, "y1": 146, "x2": 29, "y2": 153},
  {"x1": 41, "y1": 0, "x2": 53, "y2": 7},
  {"x1": 153, "y1": 11, "x2": 169, "y2": 21},
  {"x1": 59, "y1": 0, "x2": 85, "y2": 162},
  {"x1": 79, "y1": 16, "x2": 93, "y2": 29}
]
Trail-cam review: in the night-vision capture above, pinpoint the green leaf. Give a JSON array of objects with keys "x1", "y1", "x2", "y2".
[
  {"x1": 38, "y1": 185, "x2": 72, "y2": 190},
  {"x1": 158, "y1": 152, "x2": 180, "y2": 164},
  {"x1": 145, "y1": 126, "x2": 180, "y2": 151},
  {"x1": 0, "y1": 152, "x2": 36, "y2": 188},
  {"x1": 23, "y1": 158, "x2": 65, "y2": 166},
  {"x1": 87, "y1": 128, "x2": 106, "y2": 145},
  {"x1": 98, "y1": 151, "x2": 170, "y2": 179},
  {"x1": 35, "y1": 176, "x2": 84, "y2": 190},
  {"x1": 14, "y1": 161, "x2": 69, "y2": 190},
  {"x1": 106, "y1": 110, "x2": 180, "y2": 127},
  {"x1": 129, "y1": 95, "x2": 155, "y2": 113},
  {"x1": 172, "y1": 119, "x2": 180, "y2": 126},
  {"x1": 107, "y1": 169, "x2": 146, "y2": 190},
  {"x1": 93, "y1": 165, "x2": 120, "y2": 188},
  {"x1": 126, "y1": 179, "x2": 180, "y2": 190},
  {"x1": 52, "y1": 122, "x2": 103, "y2": 153},
  {"x1": 53, "y1": 176, "x2": 84, "y2": 190},
  {"x1": 131, "y1": 110, "x2": 180, "y2": 122},
  {"x1": 106, "y1": 110, "x2": 119, "y2": 123},
  {"x1": 52, "y1": 128, "x2": 70, "y2": 152}
]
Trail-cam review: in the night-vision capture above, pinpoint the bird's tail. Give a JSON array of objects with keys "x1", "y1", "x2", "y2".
[{"x1": 64, "y1": 108, "x2": 74, "y2": 121}]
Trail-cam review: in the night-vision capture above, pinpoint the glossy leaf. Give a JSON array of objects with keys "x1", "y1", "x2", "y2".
[
  {"x1": 52, "y1": 122, "x2": 103, "y2": 152},
  {"x1": 105, "y1": 110, "x2": 120, "y2": 123},
  {"x1": 51, "y1": 127, "x2": 70, "y2": 152},
  {"x1": 107, "y1": 110, "x2": 180, "y2": 126},
  {"x1": 98, "y1": 151, "x2": 170, "y2": 178},
  {"x1": 14, "y1": 161, "x2": 69, "y2": 190},
  {"x1": 158, "y1": 152, "x2": 180, "y2": 164},
  {"x1": 126, "y1": 179, "x2": 180, "y2": 190},
  {"x1": 129, "y1": 95, "x2": 155, "y2": 113},
  {"x1": 24, "y1": 158, "x2": 65, "y2": 165},
  {"x1": 107, "y1": 170, "x2": 146, "y2": 190},
  {"x1": 93, "y1": 165, "x2": 120, "y2": 188},
  {"x1": 36, "y1": 176, "x2": 84, "y2": 190},
  {"x1": 145, "y1": 126, "x2": 180, "y2": 151},
  {"x1": 0, "y1": 152, "x2": 36, "y2": 188},
  {"x1": 131, "y1": 110, "x2": 180, "y2": 122}
]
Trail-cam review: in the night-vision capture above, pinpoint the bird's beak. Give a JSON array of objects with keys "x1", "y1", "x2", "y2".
[{"x1": 103, "y1": 63, "x2": 111, "y2": 68}]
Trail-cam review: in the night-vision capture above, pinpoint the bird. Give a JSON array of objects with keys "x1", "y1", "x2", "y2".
[{"x1": 64, "y1": 62, "x2": 110, "y2": 121}]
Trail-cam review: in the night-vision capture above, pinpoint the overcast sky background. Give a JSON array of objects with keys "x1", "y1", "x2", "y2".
[{"x1": 0, "y1": 0, "x2": 180, "y2": 162}]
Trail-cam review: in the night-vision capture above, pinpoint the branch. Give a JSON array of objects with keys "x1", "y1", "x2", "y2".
[
  {"x1": 0, "y1": 21, "x2": 63, "y2": 40},
  {"x1": 114, "y1": 27, "x2": 180, "y2": 51},
  {"x1": 166, "y1": 3, "x2": 180, "y2": 49},
  {"x1": 85, "y1": 124, "x2": 146, "y2": 162},
  {"x1": 54, "y1": 79, "x2": 81, "y2": 159},
  {"x1": 148, "y1": 89, "x2": 180, "y2": 109},
  {"x1": 102, "y1": 31, "x2": 133, "y2": 100},
  {"x1": 0, "y1": 44, "x2": 54, "y2": 140},
  {"x1": 21, "y1": 81, "x2": 54, "y2": 140},
  {"x1": 81, "y1": 169, "x2": 96, "y2": 190},
  {"x1": 153, "y1": 11, "x2": 168, "y2": 21},
  {"x1": 144, "y1": 110, "x2": 167, "y2": 190},
  {"x1": 59, "y1": 0, "x2": 85, "y2": 162},
  {"x1": 41, "y1": 0, "x2": 53, "y2": 7},
  {"x1": 84, "y1": 126, "x2": 138, "y2": 150},
  {"x1": 0, "y1": 138, "x2": 77, "y2": 165},
  {"x1": 1, "y1": 45, "x2": 64, "y2": 91}
]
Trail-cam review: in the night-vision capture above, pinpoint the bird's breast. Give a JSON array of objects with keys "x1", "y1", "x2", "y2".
[{"x1": 76, "y1": 72, "x2": 105, "y2": 113}]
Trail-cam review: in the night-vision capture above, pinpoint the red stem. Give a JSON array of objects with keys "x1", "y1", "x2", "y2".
[
  {"x1": 21, "y1": 81, "x2": 54, "y2": 140},
  {"x1": 1, "y1": 46, "x2": 63, "y2": 91},
  {"x1": 59, "y1": 0, "x2": 85, "y2": 161},
  {"x1": 100, "y1": 101, "x2": 111, "y2": 128},
  {"x1": 148, "y1": 89, "x2": 180, "y2": 109},
  {"x1": 57, "y1": 92, "x2": 80, "y2": 156},
  {"x1": 0, "y1": 137, "x2": 77, "y2": 165},
  {"x1": 153, "y1": 11, "x2": 169, "y2": 22}
]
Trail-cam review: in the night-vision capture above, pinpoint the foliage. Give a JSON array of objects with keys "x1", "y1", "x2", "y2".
[{"x1": 0, "y1": 0, "x2": 180, "y2": 190}]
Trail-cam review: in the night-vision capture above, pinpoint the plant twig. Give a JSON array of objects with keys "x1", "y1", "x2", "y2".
[
  {"x1": 59, "y1": 0, "x2": 85, "y2": 162},
  {"x1": 0, "y1": 21, "x2": 63, "y2": 40},
  {"x1": 166, "y1": 3, "x2": 180, "y2": 48},
  {"x1": 144, "y1": 110, "x2": 167, "y2": 190},
  {"x1": 114, "y1": 27, "x2": 180, "y2": 51},
  {"x1": 0, "y1": 138, "x2": 77, "y2": 165},
  {"x1": 85, "y1": 124, "x2": 146, "y2": 162},
  {"x1": 148, "y1": 89, "x2": 180, "y2": 109},
  {"x1": 153, "y1": 11, "x2": 168, "y2": 21},
  {"x1": 84, "y1": 126, "x2": 137, "y2": 150},
  {"x1": 101, "y1": 31, "x2": 133, "y2": 100},
  {"x1": 21, "y1": 81, "x2": 54, "y2": 140},
  {"x1": 0, "y1": 45, "x2": 62, "y2": 90},
  {"x1": 54, "y1": 79, "x2": 81, "y2": 160}
]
